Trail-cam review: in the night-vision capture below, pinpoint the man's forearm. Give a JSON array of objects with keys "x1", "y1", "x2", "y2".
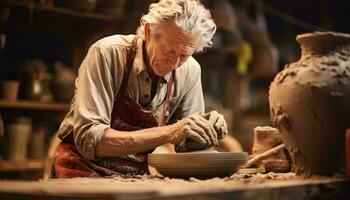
[{"x1": 95, "y1": 123, "x2": 181, "y2": 157}]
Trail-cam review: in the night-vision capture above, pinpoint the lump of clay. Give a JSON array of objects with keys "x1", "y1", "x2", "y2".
[{"x1": 251, "y1": 126, "x2": 290, "y2": 173}]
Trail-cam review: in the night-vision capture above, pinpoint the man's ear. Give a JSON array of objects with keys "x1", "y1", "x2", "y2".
[{"x1": 144, "y1": 23, "x2": 151, "y2": 41}]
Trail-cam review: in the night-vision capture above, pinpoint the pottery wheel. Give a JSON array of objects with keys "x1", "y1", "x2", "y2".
[{"x1": 148, "y1": 150, "x2": 248, "y2": 178}]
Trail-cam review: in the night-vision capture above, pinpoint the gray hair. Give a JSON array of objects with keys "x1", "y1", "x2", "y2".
[{"x1": 136, "y1": 0, "x2": 217, "y2": 52}]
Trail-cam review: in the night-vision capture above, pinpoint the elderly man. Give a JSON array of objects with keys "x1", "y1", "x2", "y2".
[{"x1": 54, "y1": 0, "x2": 228, "y2": 178}]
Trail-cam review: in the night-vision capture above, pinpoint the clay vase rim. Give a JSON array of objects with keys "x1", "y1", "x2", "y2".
[
  {"x1": 296, "y1": 31, "x2": 350, "y2": 55},
  {"x1": 296, "y1": 31, "x2": 350, "y2": 42}
]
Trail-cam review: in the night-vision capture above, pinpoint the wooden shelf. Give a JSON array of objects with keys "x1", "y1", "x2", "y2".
[
  {"x1": 0, "y1": 99, "x2": 70, "y2": 111},
  {"x1": 1, "y1": 0, "x2": 124, "y2": 21},
  {"x1": 0, "y1": 160, "x2": 44, "y2": 172}
]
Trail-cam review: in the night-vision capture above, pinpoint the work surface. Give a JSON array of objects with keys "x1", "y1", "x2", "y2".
[{"x1": 0, "y1": 173, "x2": 349, "y2": 200}]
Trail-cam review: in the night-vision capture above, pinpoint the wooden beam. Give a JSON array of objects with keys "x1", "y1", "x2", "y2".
[{"x1": 0, "y1": 160, "x2": 44, "y2": 172}]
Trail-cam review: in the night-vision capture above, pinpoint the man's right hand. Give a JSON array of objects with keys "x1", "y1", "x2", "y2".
[
  {"x1": 171, "y1": 113, "x2": 218, "y2": 146},
  {"x1": 203, "y1": 111, "x2": 228, "y2": 140}
]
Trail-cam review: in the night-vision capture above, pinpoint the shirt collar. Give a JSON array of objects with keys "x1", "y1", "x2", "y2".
[{"x1": 131, "y1": 36, "x2": 171, "y2": 83}]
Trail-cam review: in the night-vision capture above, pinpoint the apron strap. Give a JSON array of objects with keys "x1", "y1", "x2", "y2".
[{"x1": 117, "y1": 36, "x2": 139, "y2": 97}]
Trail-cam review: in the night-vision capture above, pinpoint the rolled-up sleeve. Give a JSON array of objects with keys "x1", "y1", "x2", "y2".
[{"x1": 73, "y1": 45, "x2": 115, "y2": 160}]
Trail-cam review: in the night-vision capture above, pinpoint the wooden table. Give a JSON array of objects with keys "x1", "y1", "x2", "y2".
[{"x1": 0, "y1": 173, "x2": 349, "y2": 200}]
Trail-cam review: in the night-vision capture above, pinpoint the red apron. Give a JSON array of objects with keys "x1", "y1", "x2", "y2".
[{"x1": 53, "y1": 37, "x2": 174, "y2": 178}]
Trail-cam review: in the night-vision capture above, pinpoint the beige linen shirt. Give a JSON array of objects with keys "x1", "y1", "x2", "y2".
[{"x1": 57, "y1": 34, "x2": 205, "y2": 160}]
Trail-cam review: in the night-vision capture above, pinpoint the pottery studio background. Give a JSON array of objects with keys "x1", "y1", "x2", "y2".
[{"x1": 0, "y1": 0, "x2": 349, "y2": 180}]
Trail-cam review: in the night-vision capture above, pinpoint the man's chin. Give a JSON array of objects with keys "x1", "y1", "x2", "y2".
[
  {"x1": 153, "y1": 64, "x2": 172, "y2": 77},
  {"x1": 154, "y1": 70, "x2": 168, "y2": 77}
]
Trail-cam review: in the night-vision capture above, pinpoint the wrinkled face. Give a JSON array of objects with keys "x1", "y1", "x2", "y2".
[{"x1": 144, "y1": 21, "x2": 198, "y2": 77}]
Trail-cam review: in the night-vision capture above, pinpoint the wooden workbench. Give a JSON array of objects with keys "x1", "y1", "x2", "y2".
[{"x1": 0, "y1": 173, "x2": 349, "y2": 200}]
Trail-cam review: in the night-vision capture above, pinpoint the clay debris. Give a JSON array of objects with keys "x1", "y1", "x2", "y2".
[
  {"x1": 250, "y1": 126, "x2": 291, "y2": 173},
  {"x1": 49, "y1": 172, "x2": 297, "y2": 185}
]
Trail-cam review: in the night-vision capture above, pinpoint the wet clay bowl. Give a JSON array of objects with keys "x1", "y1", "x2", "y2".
[{"x1": 148, "y1": 152, "x2": 248, "y2": 178}]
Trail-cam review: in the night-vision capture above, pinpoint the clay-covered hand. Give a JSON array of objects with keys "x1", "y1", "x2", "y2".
[
  {"x1": 203, "y1": 110, "x2": 228, "y2": 140},
  {"x1": 170, "y1": 113, "x2": 218, "y2": 146}
]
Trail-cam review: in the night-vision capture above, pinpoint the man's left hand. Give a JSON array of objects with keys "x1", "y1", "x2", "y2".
[{"x1": 203, "y1": 111, "x2": 228, "y2": 140}]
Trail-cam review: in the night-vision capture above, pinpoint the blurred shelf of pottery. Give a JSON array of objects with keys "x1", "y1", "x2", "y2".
[
  {"x1": 0, "y1": 75, "x2": 71, "y2": 180},
  {"x1": 0, "y1": 59, "x2": 73, "y2": 105},
  {"x1": 2, "y1": 116, "x2": 50, "y2": 160}
]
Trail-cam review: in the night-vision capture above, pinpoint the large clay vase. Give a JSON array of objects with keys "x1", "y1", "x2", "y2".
[{"x1": 269, "y1": 32, "x2": 350, "y2": 176}]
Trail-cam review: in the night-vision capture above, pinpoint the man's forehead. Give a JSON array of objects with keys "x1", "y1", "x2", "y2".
[{"x1": 160, "y1": 21, "x2": 198, "y2": 52}]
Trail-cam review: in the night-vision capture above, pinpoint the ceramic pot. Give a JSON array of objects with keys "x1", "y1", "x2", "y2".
[
  {"x1": 52, "y1": 62, "x2": 76, "y2": 102},
  {"x1": 21, "y1": 78, "x2": 44, "y2": 100},
  {"x1": 269, "y1": 32, "x2": 350, "y2": 176},
  {"x1": 6, "y1": 117, "x2": 32, "y2": 161},
  {"x1": 1, "y1": 80, "x2": 19, "y2": 101}
]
